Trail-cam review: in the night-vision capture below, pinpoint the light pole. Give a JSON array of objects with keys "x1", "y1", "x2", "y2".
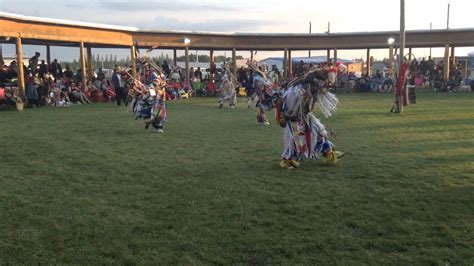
[
  {"x1": 183, "y1": 38, "x2": 191, "y2": 86},
  {"x1": 399, "y1": 0, "x2": 405, "y2": 68},
  {"x1": 308, "y1": 21, "x2": 312, "y2": 58},
  {"x1": 394, "y1": 0, "x2": 406, "y2": 113},
  {"x1": 447, "y1": 1, "x2": 451, "y2": 29},
  {"x1": 429, "y1": 22, "x2": 432, "y2": 58},
  {"x1": 388, "y1": 37, "x2": 395, "y2": 79}
]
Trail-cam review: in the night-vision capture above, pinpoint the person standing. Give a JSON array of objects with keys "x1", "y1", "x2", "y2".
[
  {"x1": 64, "y1": 65, "x2": 74, "y2": 80},
  {"x1": 49, "y1": 59, "x2": 62, "y2": 79},
  {"x1": 112, "y1": 66, "x2": 125, "y2": 106},
  {"x1": 29, "y1": 52, "x2": 40, "y2": 75},
  {"x1": 38, "y1": 60, "x2": 48, "y2": 79},
  {"x1": 161, "y1": 61, "x2": 171, "y2": 78},
  {"x1": 195, "y1": 67, "x2": 203, "y2": 81}
]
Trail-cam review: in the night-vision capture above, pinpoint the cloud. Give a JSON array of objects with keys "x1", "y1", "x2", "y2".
[
  {"x1": 133, "y1": 16, "x2": 278, "y2": 32},
  {"x1": 97, "y1": 0, "x2": 238, "y2": 12}
]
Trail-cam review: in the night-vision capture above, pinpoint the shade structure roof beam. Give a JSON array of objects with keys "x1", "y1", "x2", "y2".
[{"x1": 1, "y1": 12, "x2": 474, "y2": 50}]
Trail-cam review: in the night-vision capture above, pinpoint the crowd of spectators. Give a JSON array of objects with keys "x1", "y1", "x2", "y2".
[
  {"x1": 0, "y1": 52, "x2": 119, "y2": 108},
  {"x1": 1, "y1": 53, "x2": 473, "y2": 109},
  {"x1": 342, "y1": 57, "x2": 473, "y2": 93}
]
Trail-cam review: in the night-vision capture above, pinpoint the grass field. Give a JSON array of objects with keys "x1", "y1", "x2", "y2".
[{"x1": 0, "y1": 92, "x2": 473, "y2": 264}]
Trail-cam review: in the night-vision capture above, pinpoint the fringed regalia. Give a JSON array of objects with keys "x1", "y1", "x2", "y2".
[
  {"x1": 277, "y1": 67, "x2": 344, "y2": 169},
  {"x1": 217, "y1": 65, "x2": 238, "y2": 108},
  {"x1": 248, "y1": 62, "x2": 278, "y2": 125},
  {"x1": 127, "y1": 48, "x2": 168, "y2": 133}
]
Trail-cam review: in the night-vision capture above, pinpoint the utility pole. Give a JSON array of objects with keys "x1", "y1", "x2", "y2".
[
  {"x1": 447, "y1": 1, "x2": 451, "y2": 29},
  {"x1": 429, "y1": 22, "x2": 432, "y2": 58},
  {"x1": 308, "y1": 21, "x2": 312, "y2": 58},
  {"x1": 399, "y1": 0, "x2": 405, "y2": 67},
  {"x1": 394, "y1": 0, "x2": 406, "y2": 113},
  {"x1": 327, "y1": 21, "x2": 331, "y2": 33}
]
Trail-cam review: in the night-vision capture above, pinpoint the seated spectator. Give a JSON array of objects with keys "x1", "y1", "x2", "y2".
[
  {"x1": 207, "y1": 79, "x2": 217, "y2": 95},
  {"x1": 87, "y1": 79, "x2": 104, "y2": 102},
  {"x1": 97, "y1": 68, "x2": 105, "y2": 81},
  {"x1": 70, "y1": 82, "x2": 91, "y2": 104},
  {"x1": 383, "y1": 78, "x2": 394, "y2": 93},
  {"x1": 170, "y1": 68, "x2": 181, "y2": 81},
  {"x1": 103, "y1": 80, "x2": 116, "y2": 102},
  {"x1": 56, "y1": 91, "x2": 72, "y2": 107}
]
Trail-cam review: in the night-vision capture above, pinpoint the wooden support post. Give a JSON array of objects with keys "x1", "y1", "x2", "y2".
[
  {"x1": 250, "y1": 50, "x2": 254, "y2": 62},
  {"x1": 232, "y1": 48, "x2": 237, "y2": 78},
  {"x1": 464, "y1": 59, "x2": 468, "y2": 79},
  {"x1": 46, "y1": 45, "x2": 51, "y2": 66},
  {"x1": 185, "y1": 46, "x2": 189, "y2": 84},
  {"x1": 283, "y1": 48, "x2": 288, "y2": 79},
  {"x1": 326, "y1": 49, "x2": 331, "y2": 63},
  {"x1": 288, "y1": 50, "x2": 292, "y2": 77},
  {"x1": 366, "y1": 48, "x2": 371, "y2": 75},
  {"x1": 130, "y1": 45, "x2": 137, "y2": 79},
  {"x1": 443, "y1": 44, "x2": 450, "y2": 82},
  {"x1": 86, "y1": 46, "x2": 93, "y2": 80},
  {"x1": 173, "y1": 49, "x2": 177, "y2": 67},
  {"x1": 333, "y1": 48, "x2": 338, "y2": 85},
  {"x1": 79, "y1": 42, "x2": 87, "y2": 91},
  {"x1": 210, "y1": 49, "x2": 214, "y2": 67},
  {"x1": 450, "y1": 46, "x2": 455, "y2": 66},
  {"x1": 15, "y1": 37, "x2": 25, "y2": 100},
  {"x1": 209, "y1": 49, "x2": 214, "y2": 81},
  {"x1": 408, "y1": 47, "x2": 412, "y2": 60},
  {"x1": 389, "y1": 45, "x2": 394, "y2": 78}
]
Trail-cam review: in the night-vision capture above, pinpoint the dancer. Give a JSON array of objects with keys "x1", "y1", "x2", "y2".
[
  {"x1": 247, "y1": 62, "x2": 278, "y2": 125},
  {"x1": 127, "y1": 47, "x2": 168, "y2": 133},
  {"x1": 277, "y1": 66, "x2": 344, "y2": 169},
  {"x1": 217, "y1": 64, "x2": 238, "y2": 108}
]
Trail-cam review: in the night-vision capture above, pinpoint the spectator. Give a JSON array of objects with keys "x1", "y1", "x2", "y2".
[
  {"x1": 112, "y1": 66, "x2": 125, "y2": 106},
  {"x1": 64, "y1": 65, "x2": 74, "y2": 80},
  {"x1": 75, "y1": 69, "x2": 82, "y2": 84},
  {"x1": 162, "y1": 61, "x2": 171, "y2": 77},
  {"x1": 38, "y1": 60, "x2": 48, "y2": 79},
  {"x1": 26, "y1": 75, "x2": 39, "y2": 107},
  {"x1": 189, "y1": 67, "x2": 195, "y2": 80},
  {"x1": 71, "y1": 82, "x2": 91, "y2": 104},
  {"x1": 49, "y1": 59, "x2": 63, "y2": 78},
  {"x1": 210, "y1": 61, "x2": 217, "y2": 79},
  {"x1": 97, "y1": 68, "x2": 105, "y2": 80},
  {"x1": 28, "y1": 52, "x2": 40, "y2": 75},
  {"x1": 195, "y1": 67, "x2": 203, "y2": 81}
]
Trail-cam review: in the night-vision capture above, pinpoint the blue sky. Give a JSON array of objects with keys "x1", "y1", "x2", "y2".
[{"x1": 1, "y1": 0, "x2": 473, "y2": 61}]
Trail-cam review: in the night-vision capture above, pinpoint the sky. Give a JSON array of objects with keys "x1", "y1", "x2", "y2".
[{"x1": 1, "y1": 0, "x2": 474, "y2": 62}]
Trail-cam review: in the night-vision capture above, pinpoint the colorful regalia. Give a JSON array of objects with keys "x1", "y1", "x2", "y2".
[
  {"x1": 128, "y1": 77, "x2": 167, "y2": 133},
  {"x1": 247, "y1": 62, "x2": 279, "y2": 125},
  {"x1": 277, "y1": 67, "x2": 344, "y2": 169},
  {"x1": 128, "y1": 49, "x2": 168, "y2": 133},
  {"x1": 217, "y1": 65, "x2": 238, "y2": 108}
]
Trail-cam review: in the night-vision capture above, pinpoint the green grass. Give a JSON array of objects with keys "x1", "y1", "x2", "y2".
[{"x1": 0, "y1": 93, "x2": 473, "y2": 264}]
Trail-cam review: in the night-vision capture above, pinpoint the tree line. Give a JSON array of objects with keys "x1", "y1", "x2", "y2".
[{"x1": 60, "y1": 54, "x2": 245, "y2": 71}]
